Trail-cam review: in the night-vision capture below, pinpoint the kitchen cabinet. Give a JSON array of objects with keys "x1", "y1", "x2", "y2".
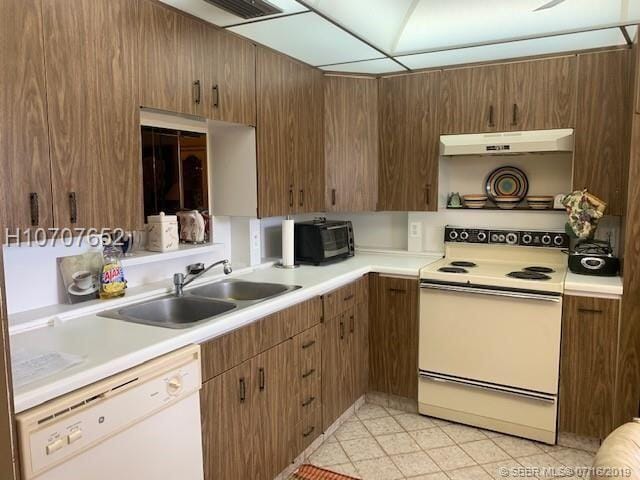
[
  {"x1": 369, "y1": 274, "x2": 419, "y2": 399},
  {"x1": 0, "y1": 0, "x2": 53, "y2": 233},
  {"x1": 139, "y1": 0, "x2": 205, "y2": 117},
  {"x1": 379, "y1": 72, "x2": 440, "y2": 211},
  {"x1": 574, "y1": 49, "x2": 631, "y2": 216},
  {"x1": 635, "y1": 40, "x2": 640, "y2": 114},
  {"x1": 205, "y1": 27, "x2": 256, "y2": 125},
  {"x1": 43, "y1": 0, "x2": 142, "y2": 230},
  {"x1": 324, "y1": 76, "x2": 378, "y2": 212},
  {"x1": 256, "y1": 48, "x2": 324, "y2": 217},
  {"x1": 503, "y1": 56, "x2": 576, "y2": 131},
  {"x1": 559, "y1": 296, "x2": 620, "y2": 439},
  {"x1": 440, "y1": 64, "x2": 504, "y2": 134}
]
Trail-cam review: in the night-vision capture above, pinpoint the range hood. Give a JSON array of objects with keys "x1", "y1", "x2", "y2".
[{"x1": 440, "y1": 129, "x2": 574, "y2": 156}]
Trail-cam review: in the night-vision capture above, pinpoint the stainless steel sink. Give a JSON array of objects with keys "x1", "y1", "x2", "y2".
[
  {"x1": 189, "y1": 279, "x2": 301, "y2": 302},
  {"x1": 99, "y1": 296, "x2": 236, "y2": 329}
]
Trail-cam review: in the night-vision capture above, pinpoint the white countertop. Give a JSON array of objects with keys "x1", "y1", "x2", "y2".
[
  {"x1": 564, "y1": 271, "x2": 624, "y2": 298},
  {"x1": 10, "y1": 252, "x2": 441, "y2": 414}
]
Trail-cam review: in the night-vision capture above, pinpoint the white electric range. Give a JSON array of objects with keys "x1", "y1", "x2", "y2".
[{"x1": 418, "y1": 226, "x2": 569, "y2": 444}]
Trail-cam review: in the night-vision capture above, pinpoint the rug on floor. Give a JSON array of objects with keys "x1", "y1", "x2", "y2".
[{"x1": 291, "y1": 464, "x2": 360, "y2": 480}]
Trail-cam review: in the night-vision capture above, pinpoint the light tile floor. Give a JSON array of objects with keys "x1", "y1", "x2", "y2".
[{"x1": 305, "y1": 402, "x2": 596, "y2": 480}]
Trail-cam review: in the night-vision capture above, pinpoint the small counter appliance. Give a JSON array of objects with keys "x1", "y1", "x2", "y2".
[
  {"x1": 568, "y1": 239, "x2": 619, "y2": 276},
  {"x1": 294, "y1": 219, "x2": 354, "y2": 265}
]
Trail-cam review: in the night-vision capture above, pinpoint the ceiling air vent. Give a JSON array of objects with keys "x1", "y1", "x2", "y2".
[{"x1": 204, "y1": 0, "x2": 282, "y2": 19}]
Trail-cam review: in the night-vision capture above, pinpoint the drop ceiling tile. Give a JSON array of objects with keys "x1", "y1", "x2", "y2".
[
  {"x1": 229, "y1": 12, "x2": 382, "y2": 66},
  {"x1": 158, "y1": 0, "x2": 307, "y2": 27},
  {"x1": 320, "y1": 58, "x2": 403, "y2": 74},
  {"x1": 396, "y1": 28, "x2": 628, "y2": 70}
]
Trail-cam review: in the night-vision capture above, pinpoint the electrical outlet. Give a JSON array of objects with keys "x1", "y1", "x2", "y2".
[{"x1": 410, "y1": 222, "x2": 422, "y2": 238}]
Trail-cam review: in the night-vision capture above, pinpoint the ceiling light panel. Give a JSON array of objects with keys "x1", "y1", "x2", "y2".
[
  {"x1": 396, "y1": 0, "x2": 640, "y2": 55},
  {"x1": 229, "y1": 12, "x2": 382, "y2": 66},
  {"x1": 158, "y1": 0, "x2": 307, "y2": 27},
  {"x1": 396, "y1": 28, "x2": 628, "y2": 70},
  {"x1": 320, "y1": 58, "x2": 403, "y2": 74}
]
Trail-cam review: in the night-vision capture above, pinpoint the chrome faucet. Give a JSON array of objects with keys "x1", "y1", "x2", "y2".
[{"x1": 173, "y1": 259, "x2": 232, "y2": 297}]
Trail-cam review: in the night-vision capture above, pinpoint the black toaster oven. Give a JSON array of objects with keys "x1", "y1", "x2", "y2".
[{"x1": 294, "y1": 219, "x2": 354, "y2": 265}]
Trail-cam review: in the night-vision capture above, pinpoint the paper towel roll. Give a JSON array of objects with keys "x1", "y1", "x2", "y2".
[{"x1": 282, "y1": 218, "x2": 295, "y2": 267}]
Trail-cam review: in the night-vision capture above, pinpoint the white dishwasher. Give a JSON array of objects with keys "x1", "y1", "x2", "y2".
[{"x1": 16, "y1": 345, "x2": 204, "y2": 480}]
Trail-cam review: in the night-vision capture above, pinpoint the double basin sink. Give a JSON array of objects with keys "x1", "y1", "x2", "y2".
[{"x1": 99, "y1": 279, "x2": 301, "y2": 329}]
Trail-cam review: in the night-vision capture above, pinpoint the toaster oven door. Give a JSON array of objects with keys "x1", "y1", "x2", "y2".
[{"x1": 321, "y1": 225, "x2": 351, "y2": 258}]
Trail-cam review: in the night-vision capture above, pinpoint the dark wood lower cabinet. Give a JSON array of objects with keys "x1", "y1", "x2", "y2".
[
  {"x1": 322, "y1": 311, "x2": 349, "y2": 430},
  {"x1": 559, "y1": 296, "x2": 620, "y2": 439},
  {"x1": 369, "y1": 274, "x2": 419, "y2": 399}
]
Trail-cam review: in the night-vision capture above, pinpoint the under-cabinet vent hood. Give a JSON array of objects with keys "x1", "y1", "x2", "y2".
[
  {"x1": 203, "y1": 0, "x2": 282, "y2": 19},
  {"x1": 440, "y1": 129, "x2": 574, "y2": 156}
]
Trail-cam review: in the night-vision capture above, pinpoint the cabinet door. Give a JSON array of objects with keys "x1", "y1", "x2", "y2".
[
  {"x1": 43, "y1": 0, "x2": 142, "y2": 230},
  {"x1": 324, "y1": 76, "x2": 378, "y2": 212},
  {"x1": 379, "y1": 71, "x2": 440, "y2": 211},
  {"x1": 440, "y1": 64, "x2": 504, "y2": 134},
  {"x1": 504, "y1": 56, "x2": 576, "y2": 131},
  {"x1": 252, "y1": 340, "x2": 295, "y2": 480},
  {"x1": 636, "y1": 41, "x2": 640, "y2": 115},
  {"x1": 295, "y1": 65, "x2": 324, "y2": 213},
  {"x1": 0, "y1": 0, "x2": 54, "y2": 233},
  {"x1": 256, "y1": 48, "x2": 296, "y2": 217},
  {"x1": 206, "y1": 27, "x2": 256, "y2": 125},
  {"x1": 559, "y1": 296, "x2": 620, "y2": 439},
  {"x1": 351, "y1": 301, "x2": 370, "y2": 401},
  {"x1": 322, "y1": 313, "x2": 349, "y2": 430},
  {"x1": 369, "y1": 274, "x2": 419, "y2": 399},
  {"x1": 574, "y1": 50, "x2": 631, "y2": 216}
]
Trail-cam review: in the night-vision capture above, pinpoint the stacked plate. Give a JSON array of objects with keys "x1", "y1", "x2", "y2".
[
  {"x1": 494, "y1": 196, "x2": 522, "y2": 209},
  {"x1": 463, "y1": 194, "x2": 488, "y2": 209},
  {"x1": 527, "y1": 196, "x2": 554, "y2": 209}
]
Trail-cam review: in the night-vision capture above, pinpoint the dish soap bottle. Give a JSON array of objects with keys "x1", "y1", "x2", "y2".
[{"x1": 99, "y1": 241, "x2": 127, "y2": 299}]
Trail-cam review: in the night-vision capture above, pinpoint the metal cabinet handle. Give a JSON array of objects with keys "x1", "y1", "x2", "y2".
[
  {"x1": 301, "y1": 396, "x2": 316, "y2": 407},
  {"x1": 302, "y1": 368, "x2": 316, "y2": 379},
  {"x1": 350, "y1": 314, "x2": 355, "y2": 333},
  {"x1": 511, "y1": 103, "x2": 518, "y2": 126},
  {"x1": 239, "y1": 377, "x2": 246, "y2": 402},
  {"x1": 343, "y1": 293, "x2": 354, "y2": 301},
  {"x1": 339, "y1": 320, "x2": 344, "y2": 340},
  {"x1": 578, "y1": 308, "x2": 603, "y2": 314},
  {"x1": 299, "y1": 189, "x2": 304, "y2": 207},
  {"x1": 424, "y1": 185, "x2": 431, "y2": 206},
  {"x1": 68, "y1": 192, "x2": 77, "y2": 224},
  {"x1": 193, "y1": 80, "x2": 201, "y2": 105},
  {"x1": 303, "y1": 426, "x2": 315, "y2": 437},
  {"x1": 302, "y1": 340, "x2": 316, "y2": 349},
  {"x1": 488, "y1": 105, "x2": 495, "y2": 127},
  {"x1": 389, "y1": 287, "x2": 407, "y2": 294},
  {"x1": 258, "y1": 367, "x2": 265, "y2": 391},
  {"x1": 30, "y1": 193, "x2": 39, "y2": 226},
  {"x1": 212, "y1": 84, "x2": 219, "y2": 108},
  {"x1": 289, "y1": 188, "x2": 294, "y2": 208},
  {"x1": 331, "y1": 189, "x2": 336, "y2": 206}
]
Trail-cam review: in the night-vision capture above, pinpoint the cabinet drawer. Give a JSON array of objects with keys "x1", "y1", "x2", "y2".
[
  {"x1": 295, "y1": 407, "x2": 322, "y2": 454},
  {"x1": 323, "y1": 282, "x2": 356, "y2": 319},
  {"x1": 295, "y1": 324, "x2": 321, "y2": 369}
]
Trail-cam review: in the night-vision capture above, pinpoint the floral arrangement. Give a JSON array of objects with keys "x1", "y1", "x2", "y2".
[{"x1": 562, "y1": 190, "x2": 607, "y2": 239}]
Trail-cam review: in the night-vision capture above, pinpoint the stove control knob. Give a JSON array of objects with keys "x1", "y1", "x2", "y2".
[
  {"x1": 505, "y1": 233, "x2": 518, "y2": 245},
  {"x1": 498, "y1": 234, "x2": 506, "y2": 242},
  {"x1": 477, "y1": 232, "x2": 487, "y2": 242},
  {"x1": 541, "y1": 234, "x2": 552, "y2": 246},
  {"x1": 460, "y1": 231, "x2": 469, "y2": 241},
  {"x1": 522, "y1": 234, "x2": 532, "y2": 244},
  {"x1": 490, "y1": 233, "x2": 499, "y2": 243},
  {"x1": 448, "y1": 230, "x2": 458, "y2": 241},
  {"x1": 553, "y1": 235, "x2": 565, "y2": 246}
]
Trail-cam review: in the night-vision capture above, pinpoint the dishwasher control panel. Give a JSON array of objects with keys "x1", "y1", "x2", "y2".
[{"x1": 17, "y1": 346, "x2": 201, "y2": 479}]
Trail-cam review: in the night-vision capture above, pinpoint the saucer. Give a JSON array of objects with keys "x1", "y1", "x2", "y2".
[{"x1": 68, "y1": 283, "x2": 98, "y2": 296}]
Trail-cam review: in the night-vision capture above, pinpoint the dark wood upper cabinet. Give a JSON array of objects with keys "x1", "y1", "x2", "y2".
[
  {"x1": 504, "y1": 56, "x2": 577, "y2": 131},
  {"x1": 379, "y1": 71, "x2": 440, "y2": 211},
  {"x1": 574, "y1": 49, "x2": 631, "y2": 216},
  {"x1": 43, "y1": 0, "x2": 142, "y2": 230},
  {"x1": 205, "y1": 27, "x2": 256, "y2": 126},
  {"x1": 0, "y1": 0, "x2": 54, "y2": 233},
  {"x1": 636, "y1": 40, "x2": 640, "y2": 114},
  {"x1": 324, "y1": 76, "x2": 378, "y2": 213},
  {"x1": 440, "y1": 64, "x2": 504, "y2": 134},
  {"x1": 560, "y1": 296, "x2": 620, "y2": 439}
]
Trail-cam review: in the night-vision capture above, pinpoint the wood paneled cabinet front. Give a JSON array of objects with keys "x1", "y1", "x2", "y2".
[
  {"x1": 369, "y1": 274, "x2": 419, "y2": 399},
  {"x1": 559, "y1": 296, "x2": 620, "y2": 439},
  {"x1": 256, "y1": 48, "x2": 324, "y2": 218},
  {"x1": 378, "y1": 71, "x2": 440, "y2": 212},
  {"x1": 324, "y1": 76, "x2": 378, "y2": 212},
  {"x1": 440, "y1": 56, "x2": 576, "y2": 134},
  {"x1": 573, "y1": 49, "x2": 631, "y2": 216}
]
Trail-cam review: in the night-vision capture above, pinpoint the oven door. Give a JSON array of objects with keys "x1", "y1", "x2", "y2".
[
  {"x1": 419, "y1": 281, "x2": 562, "y2": 394},
  {"x1": 320, "y1": 224, "x2": 352, "y2": 259}
]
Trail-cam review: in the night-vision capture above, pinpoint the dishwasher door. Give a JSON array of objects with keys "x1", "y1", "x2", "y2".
[{"x1": 17, "y1": 345, "x2": 204, "y2": 480}]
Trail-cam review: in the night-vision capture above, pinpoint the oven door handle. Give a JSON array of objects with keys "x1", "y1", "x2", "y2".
[
  {"x1": 420, "y1": 282, "x2": 561, "y2": 303},
  {"x1": 419, "y1": 371, "x2": 556, "y2": 404}
]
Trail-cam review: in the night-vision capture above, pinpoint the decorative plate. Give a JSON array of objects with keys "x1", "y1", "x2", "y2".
[{"x1": 485, "y1": 166, "x2": 529, "y2": 201}]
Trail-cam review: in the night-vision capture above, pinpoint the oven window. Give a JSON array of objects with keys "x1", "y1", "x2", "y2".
[{"x1": 321, "y1": 227, "x2": 349, "y2": 254}]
